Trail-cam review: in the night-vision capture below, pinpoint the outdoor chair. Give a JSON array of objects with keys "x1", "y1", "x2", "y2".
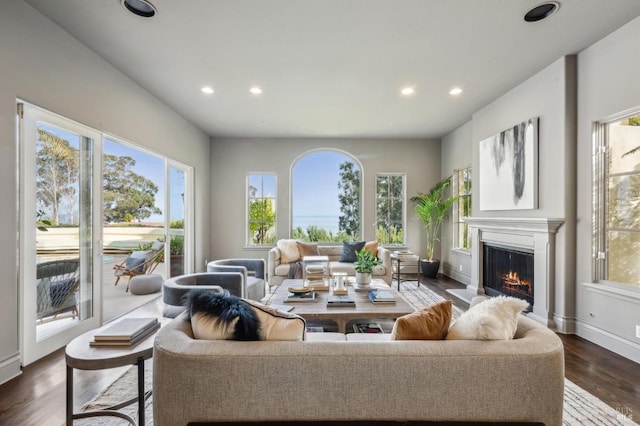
[
  {"x1": 36, "y1": 258, "x2": 80, "y2": 322},
  {"x1": 113, "y1": 240, "x2": 164, "y2": 292}
]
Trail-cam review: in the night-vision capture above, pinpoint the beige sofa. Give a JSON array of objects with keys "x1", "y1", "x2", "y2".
[
  {"x1": 153, "y1": 312, "x2": 565, "y2": 426},
  {"x1": 268, "y1": 243, "x2": 392, "y2": 287}
]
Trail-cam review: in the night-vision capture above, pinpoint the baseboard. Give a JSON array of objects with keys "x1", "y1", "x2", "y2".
[
  {"x1": 446, "y1": 287, "x2": 480, "y2": 305},
  {"x1": 553, "y1": 314, "x2": 576, "y2": 334},
  {"x1": 575, "y1": 320, "x2": 640, "y2": 364},
  {"x1": 0, "y1": 353, "x2": 22, "y2": 386},
  {"x1": 441, "y1": 266, "x2": 470, "y2": 286}
]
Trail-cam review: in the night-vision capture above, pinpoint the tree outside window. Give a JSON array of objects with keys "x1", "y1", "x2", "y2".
[
  {"x1": 598, "y1": 114, "x2": 640, "y2": 287},
  {"x1": 375, "y1": 174, "x2": 404, "y2": 245},
  {"x1": 454, "y1": 167, "x2": 472, "y2": 250},
  {"x1": 247, "y1": 173, "x2": 276, "y2": 245}
]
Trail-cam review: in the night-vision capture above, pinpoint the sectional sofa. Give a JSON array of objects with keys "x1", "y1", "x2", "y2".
[{"x1": 153, "y1": 311, "x2": 565, "y2": 425}]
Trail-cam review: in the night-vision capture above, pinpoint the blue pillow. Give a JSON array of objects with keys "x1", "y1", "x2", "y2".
[
  {"x1": 125, "y1": 256, "x2": 146, "y2": 272},
  {"x1": 339, "y1": 241, "x2": 366, "y2": 263},
  {"x1": 50, "y1": 278, "x2": 77, "y2": 308}
]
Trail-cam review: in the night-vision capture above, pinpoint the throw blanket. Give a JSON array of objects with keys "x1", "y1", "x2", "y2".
[{"x1": 288, "y1": 261, "x2": 303, "y2": 279}]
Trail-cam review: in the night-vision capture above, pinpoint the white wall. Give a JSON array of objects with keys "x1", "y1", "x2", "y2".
[
  {"x1": 0, "y1": 0, "x2": 211, "y2": 382},
  {"x1": 575, "y1": 16, "x2": 640, "y2": 362},
  {"x1": 440, "y1": 121, "x2": 472, "y2": 284},
  {"x1": 209, "y1": 138, "x2": 440, "y2": 262}
]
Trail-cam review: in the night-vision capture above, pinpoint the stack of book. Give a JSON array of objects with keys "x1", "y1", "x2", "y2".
[
  {"x1": 284, "y1": 290, "x2": 316, "y2": 303},
  {"x1": 89, "y1": 317, "x2": 160, "y2": 347},
  {"x1": 352, "y1": 323, "x2": 384, "y2": 333},
  {"x1": 368, "y1": 290, "x2": 396, "y2": 304},
  {"x1": 327, "y1": 294, "x2": 355, "y2": 307}
]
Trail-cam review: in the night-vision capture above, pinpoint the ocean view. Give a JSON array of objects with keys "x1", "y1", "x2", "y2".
[{"x1": 292, "y1": 215, "x2": 340, "y2": 234}]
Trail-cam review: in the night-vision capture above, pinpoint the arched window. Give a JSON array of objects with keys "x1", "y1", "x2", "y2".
[{"x1": 291, "y1": 150, "x2": 361, "y2": 242}]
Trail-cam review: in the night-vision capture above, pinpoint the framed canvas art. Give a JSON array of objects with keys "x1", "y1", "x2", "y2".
[{"x1": 479, "y1": 117, "x2": 538, "y2": 211}]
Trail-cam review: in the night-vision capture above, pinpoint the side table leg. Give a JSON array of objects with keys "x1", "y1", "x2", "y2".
[
  {"x1": 66, "y1": 365, "x2": 73, "y2": 426},
  {"x1": 138, "y1": 357, "x2": 145, "y2": 425}
]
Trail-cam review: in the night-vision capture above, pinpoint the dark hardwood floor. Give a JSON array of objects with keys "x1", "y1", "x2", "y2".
[{"x1": 0, "y1": 278, "x2": 638, "y2": 426}]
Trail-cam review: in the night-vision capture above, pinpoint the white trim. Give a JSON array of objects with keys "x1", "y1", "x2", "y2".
[
  {"x1": 576, "y1": 320, "x2": 640, "y2": 364},
  {"x1": 0, "y1": 354, "x2": 21, "y2": 386}
]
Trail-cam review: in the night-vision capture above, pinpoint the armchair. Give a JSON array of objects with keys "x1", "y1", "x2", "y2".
[
  {"x1": 36, "y1": 258, "x2": 80, "y2": 322},
  {"x1": 207, "y1": 258, "x2": 266, "y2": 301},
  {"x1": 162, "y1": 272, "x2": 242, "y2": 318},
  {"x1": 113, "y1": 240, "x2": 164, "y2": 292}
]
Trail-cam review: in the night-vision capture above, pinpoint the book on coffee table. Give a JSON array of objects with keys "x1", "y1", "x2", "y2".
[
  {"x1": 352, "y1": 323, "x2": 384, "y2": 333},
  {"x1": 93, "y1": 317, "x2": 159, "y2": 341},
  {"x1": 368, "y1": 290, "x2": 396, "y2": 304},
  {"x1": 90, "y1": 319, "x2": 160, "y2": 347},
  {"x1": 327, "y1": 295, "x2": 355, "y2": 307},
  {"x1": 284, "y1": 291, "x2": 316, "y2": 303}
]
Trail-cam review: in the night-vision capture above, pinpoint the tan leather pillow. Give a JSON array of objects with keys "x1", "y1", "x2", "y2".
[
  {"x1": 364, "y1": 240, "x2": 379, "y2": 257},
  {"x1": 277, "y1": 239, "x2": 300, "y2": 263},
  {"x1": 391, "y1": 300, "x2": 452, "y2": 340},
  {"x1": 296, "y1": 241, "x2": 319, "y2": 257}
]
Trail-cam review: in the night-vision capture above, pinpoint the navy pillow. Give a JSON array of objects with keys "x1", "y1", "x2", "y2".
[
  {"x1": 125, "y1": 256, "x2": 146, "y2": 272},
  {"x1": 50, "y1": 278, "x2": 77, "y2": 308},
  {"x1": 339, "y1": 241, "x2": 366, "y2": 263}
]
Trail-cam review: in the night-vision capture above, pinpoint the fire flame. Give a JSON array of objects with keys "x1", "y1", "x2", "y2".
[{"x1": 502, "y1": 270, "x2": 531, "y2": 291}]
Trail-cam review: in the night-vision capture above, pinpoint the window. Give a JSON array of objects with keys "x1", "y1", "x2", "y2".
[
  {"x1": 453, "y1": 167, "x2": 472, "y2": 250},
  {"x1": 375, "y1": 174, "x2": 405, "y2": 245},
  {"x1": 594, "y1": 113, "x2": 640, "y2": 287},
  {"x1": 291, "y1": 150, "x2": 361, "y2": 242},
  {"x1": 247, "y1": 173, "x2": 276, "y2": 245}
]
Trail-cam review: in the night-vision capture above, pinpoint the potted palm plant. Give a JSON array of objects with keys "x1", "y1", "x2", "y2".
[
  {"x1": 411, "y1": 177, "x2": 459, "y2": 278},
  {"x1": 353, "y1": 247, "x2": 382, "y2": 287}
]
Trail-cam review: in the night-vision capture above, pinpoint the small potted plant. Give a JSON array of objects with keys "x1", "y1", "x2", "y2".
[
  {"x1": 353, "y1": 247, "x2": 382, "y2": 287},
  {"x1": 411, "y1": 177, "x2": 458, "y2": 278}
]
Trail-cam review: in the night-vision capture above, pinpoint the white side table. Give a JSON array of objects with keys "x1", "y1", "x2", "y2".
[{"x1": 65, "y1": 317, "x2": 167, "y2": 425}]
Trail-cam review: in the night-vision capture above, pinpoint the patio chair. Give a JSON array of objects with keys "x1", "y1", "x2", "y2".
[
  {"x1": 36, "y1": 258, "x2": 80, "y2": 322},
  {"x1": 113, "y1": 240, "x2": 164, "y2": 292}
]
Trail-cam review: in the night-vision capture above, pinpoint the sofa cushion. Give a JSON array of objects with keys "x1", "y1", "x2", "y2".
[
  {"x1": 391, "y1": 300, "x2": 452, "y2": 340},
  {"x1": 277, "y1": 239, "x2": 300, "y2": 263},
  {"x1": 339, "y1": 240, "x2": 365, "y2": 262},
  {"x1": 125, "y1": 255, "x2": 146, "y2": 272},
  {"x1": 446, "y1": 296, "x2": 528, "y2": 340},
  {"x1": 364, "y1": 240, "x2": 379, "y2": 257},
  {"x1": 297, "y1": 241, "x2": 319, "y2": 257},
  {"x1": 189, "y1": 292, "x2": 305, "y2": 341}
]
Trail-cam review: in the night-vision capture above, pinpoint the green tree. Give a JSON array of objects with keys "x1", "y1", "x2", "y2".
[
  {"x1": 103, "y1": 154, "x2": 162, "y2": 223},
  {"x1": 36, "y1": 129, "x2": 79, "y2": 225},
  {"x1": 249, "y1": 198, "x2": 276, "y2": 244},
  {"x1": 337, "y1": 161, "x2": 360, "y2": 240},
  {"x1": 375, "y1": 175, "x2": 404, "y2": 244}
]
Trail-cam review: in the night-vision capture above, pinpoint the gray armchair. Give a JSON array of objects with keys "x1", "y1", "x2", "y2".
[
  {"x1": 162, "y1": 272, "x2": 242, "y2": 318},
  {"x1": 36, "y1": 258, "x2": 80, "y2": 322},
  {"x1": 207, "y1": 258, "x2": 266, "y2": 301}
]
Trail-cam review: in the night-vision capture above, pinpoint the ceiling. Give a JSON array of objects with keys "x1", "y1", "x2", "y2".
[{"x1": 23, "y1": 0, "x2": 640, "y2": 139}]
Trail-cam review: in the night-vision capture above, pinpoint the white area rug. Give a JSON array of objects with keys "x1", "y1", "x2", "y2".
[{"x1": 80, "y1": 282, "x2": 638, "y2": 426}]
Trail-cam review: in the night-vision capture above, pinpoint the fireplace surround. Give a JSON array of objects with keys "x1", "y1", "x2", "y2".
[{"x1": 461, "y1": 217, "x2": 564, "y2": 328}]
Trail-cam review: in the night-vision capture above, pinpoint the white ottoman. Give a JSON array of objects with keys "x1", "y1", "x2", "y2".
[{"x1": 129, "y1": 274, "x2": 163, "y2": 295}]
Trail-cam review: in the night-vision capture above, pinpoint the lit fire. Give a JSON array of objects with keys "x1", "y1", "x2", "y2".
[{"x1": 502, "y1": 271, "x2": 531, "y2": 292}]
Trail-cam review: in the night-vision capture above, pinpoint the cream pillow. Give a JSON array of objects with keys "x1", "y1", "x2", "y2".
[
  {"x1": 244, "y1": 299, "x2": 306, "y2": 341},
  {"x1": 277, "y1": 239, "x2": 300, "y2": 263},
  {"x1": 296, "y1": 241, "x2": 319, "y2": 258},
  {"x1": 446, "y1": 296, "x2": 528, "y2": 340},
  {"x1": 391, "y1": 300, "x2": 452, "y2": 340}
]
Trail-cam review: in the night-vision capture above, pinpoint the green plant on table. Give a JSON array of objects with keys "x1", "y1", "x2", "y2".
[{"x1": 353, "y1": 247, "x2": 382, "y2": 273}]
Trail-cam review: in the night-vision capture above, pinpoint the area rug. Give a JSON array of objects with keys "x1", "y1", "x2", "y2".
[{"x1": 80, "y1": 282, "x2": 638, "y2": 426}]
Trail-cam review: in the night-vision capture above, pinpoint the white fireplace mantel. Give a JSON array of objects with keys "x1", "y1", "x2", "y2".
[{"x1": 460, "y1": 217, "x2": 564, "y2": 329}]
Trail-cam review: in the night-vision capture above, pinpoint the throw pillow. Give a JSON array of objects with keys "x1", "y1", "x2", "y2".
[
  {"x1": 188, "y1": 292, "x2": 306, "y2": 341},
  {"x1": 243, "y1": 299, "x2": 306, "y2": 341},
  {"x1": 296, "y1": 241, "x2": 319, "y2": 258},
  {"x1": 445, "y1": 296, "x2": 529, "y2": 340},
  {"x1": 364, "y1": 240, "x2": 379, "y2": 257},
  {"x1": 339, "y1": 240, "x2": 366, "y2": 262},
  {"x1": 125, "y1": 256, "x2": 146, "y2": 273},
  {"x1": 390, "y1": 300, "x2": 452, "y2": 340},
  {"x1": 49, "y1": 278, "x2": 77, "y2": 308},
  {"x1": 277, "y1": 239, "x2": 300, "y2": 263}
]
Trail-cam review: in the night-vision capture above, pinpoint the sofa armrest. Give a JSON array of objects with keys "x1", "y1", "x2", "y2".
[
  {"x1": 376, "y1": 246, "x2": 393, "y2": 284},
  {"x1": 163, "y1": 272, "x2": 243, "y2": 305},
  {"x1": 267, "y1": 247, "x2": 281, "y2": 280},
  {"x1": 208, "y1": 258, "x2": 266, "y2": 280}
]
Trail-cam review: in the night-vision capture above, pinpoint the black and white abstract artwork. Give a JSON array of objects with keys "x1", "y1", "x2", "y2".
[{"x1": 479, "y1": 117, "x2": 538, "y2": 211}]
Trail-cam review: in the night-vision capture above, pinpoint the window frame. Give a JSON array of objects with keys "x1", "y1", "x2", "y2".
[
  {"x1": 375, "y1": 173, "x2": 406, "y2": 246},
  {"x1": 453, "y1": 166, "x2": 472, "y2": 251},
  {"x1": 246, "y1": 172, "x2": 277, "y2": 247}
]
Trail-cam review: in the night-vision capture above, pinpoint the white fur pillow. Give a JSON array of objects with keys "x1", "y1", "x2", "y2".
[
  {"x1": 277, "y1": 239, "x2": 300, "y2": 263},
  {"x1": 445, "y1": 296, "x2": 528, "y2": 340}
]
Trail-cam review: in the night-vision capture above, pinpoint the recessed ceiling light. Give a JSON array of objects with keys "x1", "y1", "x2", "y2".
[
  {"x1": 121, "y1": 0, "x2": 157, "y2": 18},
  {"x1": 524, "y1": 2, "x2": 559, "y2": 22},
  {"x1": 449, "y1": 87, "x2": 463, "y2": 96},
  {"x1": 250, "y1": 87, "x2": 263, "y2": 95},
  {"x1": 201, "y1": 86, "x2": 214, "y2": 95},
  {"x1": 401, "y1": 87, "x2": 415, "y2": 96}
]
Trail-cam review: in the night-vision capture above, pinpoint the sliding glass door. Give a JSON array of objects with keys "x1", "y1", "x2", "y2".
[{"x1": 19, "y1": 103, "x2": 102, "y2": 365}]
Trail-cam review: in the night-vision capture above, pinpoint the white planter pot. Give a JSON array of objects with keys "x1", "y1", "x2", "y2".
[{"x1": 355, "y1": 272, "x2": 372, "y2": 286}]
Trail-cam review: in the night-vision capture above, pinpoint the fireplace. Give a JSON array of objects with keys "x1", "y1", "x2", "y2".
[{"x1": 483, "y1": 244, "x2": 534, "y2": 311}]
